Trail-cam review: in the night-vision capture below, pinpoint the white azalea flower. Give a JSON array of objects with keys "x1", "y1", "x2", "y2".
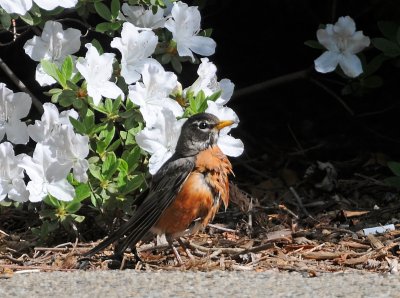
[
  {"x1": 23, "y1": 20, "x2": 81, "y2": 86},
  {"x1": 111, "y1": 22, "x2": 159, "y2": 84},
  {"x1": 76, "y1": 43, "x2": 124, "y2": 105},
  {"x1": 0, "y1": 142, "x2": 29, "y2": 202},
  {"x1": 27, "y1": 102, "x2": 78, "y2": 144},
  {"x1": 164, "y1": 1, "x2": 216, "y2": 61},
  {"x1": 136, "y1": 109, "x2": 185, "y2": 174},
  {"x1": 314, "y1": 16, "x2": 370, "y2": 78},
  {"x1": 205, "y1": 101, "x2": 244, "y2": 157},
  {"x1": 186, "y1": 58, "x2": 234, "y2": 105},
  {"x1": 0, "y1": 83, "x2": 31, "y2": 144},
  {"x1": 0, "y1": 0, "x2": 32, "y2": 15},
  {"x1": 56, "y1": 126, "x2": 89, "y2": 183},
  {"x1": 121, "y1": 4, "x2": 166, "y2": 29},
  {"x1": 19, "y1": 143, "x2": 75, "y2": 202},
  {"x1": 27, "y1": 103, "x2": 89, "y2": 182},
  {"x1": 34, "y1": 0, "x2": 77, "y2": 11},
  {"x1": 128, "y1": 64, "x2": 182, "y2": 126}
]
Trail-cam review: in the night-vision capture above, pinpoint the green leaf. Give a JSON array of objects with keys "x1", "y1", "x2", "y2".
[
  {"x1": 108, "y1": 139, "x2": 122, "y2": 153},
  {"x1": 171, "y1": 56, "x2": 182, "y2": 73},
  {"x1": 111, "y1": 0, "x2": 120, "y2": 18},
  {"x1": 44, "y1": 195, "x2": 61, "y2": 208},
  {"x1": 118, "y1": 159, "x2": 129, "y2": 175},
  {"x1": 73, "y1": 98, "x2": 85, "y2": 110},
  {"x1": 91, "y1": 39, "x2": 104, "y2": 54},
  {"x1": 96, "y1": 22, "x2": 114, "y2": 33},
  {"x1": 61, "y1": 56, "x2": 74, "y2": 80},
  {"x1": 119, "y1": 174, "x2": 145, "y2": 194},
  {"x1": 69, "y1": 116, "x2": 86, "y2": 134},
  {"x1": 65, "y1": 201, "x2": 82, "y2": 214},
  {"x1": 206, "y1": 90, "x2": 222, "y2": 102},
  {"x1": 82, "y1": 109, "x2": 95, "y2": 133},
  {"x1": 377, "y1": 21, "x2": 399, "y2": 40},
  {"x1": 92, "y1": 122, "x2": 109, "y2": 134},
  {"x1": 363, "y1": 54, "x2": 388, "y2": 77},
  {"x1": 304, "y1": 40, "x2": 325, "y2": 50},
  {"x1": 112, "y1": 97, "x2": 122, "y2": 112},
  {"x1": 102, "y1": 152, "x2": 119, "y2": 179},
  {"x1": 89, "y1": 164, "x2": 102, "y2": 180},
  {"x1": 58, "y1": 90, "x2": 76, "y2": 107},
  {"x1": 66, "y1": 80, "x2": 79, "y2": 91},
  {"x1": 20, "y1": 12, "x2": 34, "y2": 25},
  {"x1": 0, "y1": 12, "x2": 11, "y2": 29},
  {"x1": 122, "y1": 147, "x2": 141, "y2": 172},
  {"x1": 104, "y1": 98, "x2": 113, "y2": 113},
  {"x1": 75, "y1": 184, "x2": 91, "y2": 201},
  {"x1": 110, "y1": 21, "x2": 121, "y2": 31},
  {"x1": 97, "y1": 125, "x2": 115, "y2": 154},
  {"x1": 201, "y1": 28, "x2": 213, "y2": 37},
  {"x1": 388, "y1": 161, "x2": 400, "y2": 176},
  {"x1": 90, "y1": 193, "x2": 98, "y2": 207},
  {"x1": 384, "y1": 176, "x2": 400, "y2": 189},
  {"x1": 361, "y1": 75, "x2": 383, "y2": 89},
  {"x1": 41, "y1": 60, "x2": 60, "y2": 81},
  {"x1": 72, "y1": 214, "x2": 85, "y2": 223},
  {"x1": 372, "y1": 38, "x2": 400, "y2": 57},
  {"x1": 161, "y1": 53, "x2": 172, "y2": 64},
  {"x1": 94, "y1": 2, "x2": 112, "y2": 21}
]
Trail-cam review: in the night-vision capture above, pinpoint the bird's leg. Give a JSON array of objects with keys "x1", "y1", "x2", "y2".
[
  {"x1": 166, "y1": 235, "x2": 183, "y2": 265},
  {"x1": 177, "y1": 238, "x2": 195, "y2": 261}
]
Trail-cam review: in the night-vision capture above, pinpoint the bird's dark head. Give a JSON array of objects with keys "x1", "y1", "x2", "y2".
[{"x1": 175, "y1": 113, "x2": 234, "y2": 157}]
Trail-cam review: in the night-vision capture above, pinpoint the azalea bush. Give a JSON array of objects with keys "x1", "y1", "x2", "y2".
[
  {"x1": 0, "y1": 1, "x2": 398, "y2": 243},
  {"x1": 0, "y1": 0, "x2": 244, "y2": 242}
]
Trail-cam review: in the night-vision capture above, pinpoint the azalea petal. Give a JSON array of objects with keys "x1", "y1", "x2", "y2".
[
  {"x1": 347, "y1": 31, "x2": 370, "y2": 54},
  {"x1": 216, "y1": 79, "x2": 235, "y2": 105},
  {"x1": 314, "y1": 51, "x2": 340, "y2": 74},
  {"x1": 334, "y1": 16, "x2": 356, "y2": 36},
  {"x1": 46, "y1": 160, "x2": 71, "y2": 182},
  {"x1": 188, "y1": 36, "x2": 216, "y2": 57},
  {"x1": 35, "y1": 63, "x2": 57, "y2": 86},
  {"x1": 339, "y1": 53, "x2": 363, "y2": 78},
  {"x1": 47, "y1": 179, "x2": 75, "y2": 201},
  {"x1": 176, "y1": 43, "x2": 195, "y2": 61},
  {"x1": 26, "y1": 180, "x2": 46, "y2": 202},
  {"x1": 136, "y1": 128, "x2": 166, "y2": 154},
  {"x1": 316, "y1": 25, "x2": 338, "y2": 52},
  {"x1": 19, "y1": 155, "x2": 44, "y2": 183},
  {"x1": 34, "y1": 0, "x2": 77, "y2": 10},
  {"x1": 148, "y1": 148, "x2": 172, "y2": 175},
  {"x1": 94, "y1": 81, "x2": 124, "y2": 101},
  {"x1": 59, "y1": 28, "x2": 82, "y2": 57},
  {"x1": 0, "y1": 0, "x2": 32, "y2": 15},
  {"x1": 8, "y1": 178, "x2": 29, "y2": 202},
  {"x1": 72, "y1": 159, "x2": 89, "y2": 183},
  {"x1": 217, "y1": 135, "x2": 244, "y2": 157},
  {"x1": 0, "y1": 127, "x2": 5, "y2": 141},
  {"x1": 5, "y1": 120, "x2": 29, "y2": 144},
  {"x1": 10, "y1": 91, "x2": 31, "y2": 119}
]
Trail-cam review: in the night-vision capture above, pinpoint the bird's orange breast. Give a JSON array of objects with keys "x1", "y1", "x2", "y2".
[{"x1": 153, "y1": 146, "x2": 232, "y2": 237}]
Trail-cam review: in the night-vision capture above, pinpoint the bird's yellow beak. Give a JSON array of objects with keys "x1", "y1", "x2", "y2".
[{"x1": 215, "y1": 120, "x2": 234, "y2": 131}]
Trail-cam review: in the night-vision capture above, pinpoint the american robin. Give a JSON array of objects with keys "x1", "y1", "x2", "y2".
[{"x1": 84, "y1": 112, "x2": 235, "y2": 263}]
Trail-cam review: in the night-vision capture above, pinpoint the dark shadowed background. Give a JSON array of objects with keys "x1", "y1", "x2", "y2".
[{"x1": 1, "y1": 0, "x2": 400, "y2": 183}]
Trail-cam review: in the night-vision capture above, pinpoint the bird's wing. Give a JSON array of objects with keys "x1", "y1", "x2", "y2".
[{"x1": 83, "y1": 155, "x2": 194, "y2": 257}]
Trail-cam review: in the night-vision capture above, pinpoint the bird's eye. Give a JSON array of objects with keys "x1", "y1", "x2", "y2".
[{"x1": 198, "y1": 122, "x2": 208, "y2": 129}]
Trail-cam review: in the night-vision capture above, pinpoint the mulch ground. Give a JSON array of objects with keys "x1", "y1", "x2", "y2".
[{"x1": 1, "y1": 150, "x2": 399, "y2": 277}]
